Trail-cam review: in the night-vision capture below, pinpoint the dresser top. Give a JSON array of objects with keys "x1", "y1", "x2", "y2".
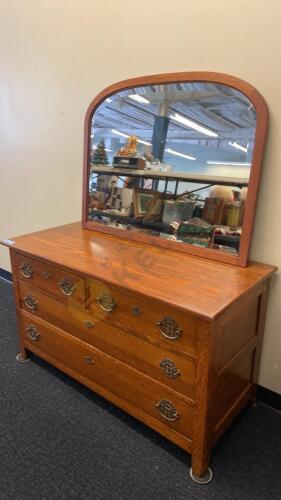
[{"x1": 2, "y1": 222, "x2": 276, "y2": 320}]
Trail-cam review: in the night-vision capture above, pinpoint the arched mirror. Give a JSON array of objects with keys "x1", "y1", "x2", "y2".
[{"x1": 82, "y1": 73, "x2": 268, "y2": 266}]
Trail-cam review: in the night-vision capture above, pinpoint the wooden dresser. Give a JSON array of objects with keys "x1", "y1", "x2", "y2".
[{"x1": 2, "y1": 222, "x2": 276, "y2": 483}]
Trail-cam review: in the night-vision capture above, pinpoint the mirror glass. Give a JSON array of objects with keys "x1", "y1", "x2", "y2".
[{"x1": 88, "y1": 82, "x2": 256, "y2": 255}]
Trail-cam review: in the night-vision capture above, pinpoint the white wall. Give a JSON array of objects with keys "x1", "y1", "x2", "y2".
[{"x1": 1, "y1": 0, "x2": 280, "y2": 394}]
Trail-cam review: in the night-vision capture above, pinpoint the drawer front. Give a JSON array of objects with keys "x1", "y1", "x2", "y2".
[
  {"x1": 18, "y1": 280, "x2": 197, "y2": 359},
  {"x1": 12, "y1": 252, "x2": 85, "y2": 302},
  {"x1": 85, "y1": 279, "x2": 198, "y2": 357},
  {"x1": 18, "y1": 282, "x2": 196, "y2": 399},
  {"x1": 21, "y1": 315, "x2": 194, "y2": 438}
]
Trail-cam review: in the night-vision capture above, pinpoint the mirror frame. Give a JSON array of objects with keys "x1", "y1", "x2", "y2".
[{"x1": 82, "y1": 72, "x2": 268, "y2": 267}]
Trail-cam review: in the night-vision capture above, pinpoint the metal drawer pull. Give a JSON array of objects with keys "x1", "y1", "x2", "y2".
[
  {"x1": 131, "y1": 306, "x2": 141, "y2": 316},
  {"x1": 59, "y1": 277, "x2": 75, "y2": 296},
  {"x1": 97, "y1": 294, "x2": 116, "y2": 312},
  {"x1": 19, "y1": 262, "x2": 33, "y2": 278},
  {"x1": 84, "y1": 320, "x2": 95, "y2": 329},
  {"x1": 26, "y1": 325, "x2": 40, "y2": 341},
  {"x1": 42, "y1": 271, "x2": 50, "y2": 279},
  {"x1": 156, "y1": 399, "x2": 179, "y2": 421},
  {"x1": 156, "y1": 316, "x2": 182, "y2": 340},
  {"x1": 84, "y1": 355, "x2": 95, "y2": 365},
  {"x1": 159, "y1": 358, "x2": 181, "y2": 379},
  {"x1": 23, "y1": 294, "x2": 38, "y2": 310}
]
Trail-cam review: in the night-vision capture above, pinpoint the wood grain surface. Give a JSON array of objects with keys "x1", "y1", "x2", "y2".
[
  {"x1": 21, "y1": 313, "x2": 195, "y2": 439},
  {"x1": 2, "y1": 223, "x2": 276, "y2": 319},
  {"x1": 20, "y1": 306, "x2": 197, "y2": 400},
  {"x1": 2, "y1": 225, "x2": 276, "y2": 480}
]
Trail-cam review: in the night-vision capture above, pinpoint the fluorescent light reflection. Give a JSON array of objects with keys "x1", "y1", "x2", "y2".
[
  {"x1": 129, "y1": 94, "x2": 150, "y2": 104},
  {"x1": 170, "y1": 113, "x2": 218, "y2": 137},
  {"x1": 111, "y1": 130, "x2": 196, "y2": 158},
  {"x1": 207, "y1": 161, "x2": 251, "y2": 166},
  {"x1": 165, "y1": 148, "x2": 196, "y2": 160},
  {"x1": 138, "y1": 139, "x2": 152, "y2": 146},
  {"x1": 229, "y1": 142, "x2": 248, "y2": 153},
  {"x1": 111, "y1": 129, "x2": 129, "y2": 138},
  {"x1": 111, "y1": 129, "x2": 151, "y2": 146}
]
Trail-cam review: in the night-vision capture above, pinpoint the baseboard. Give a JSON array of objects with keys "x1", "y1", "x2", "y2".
[
  {"x1": 257, "y1": 385, "x2": 281, "y2": 412},
  {"x1": 0, "y1": 268, "x2": 12, "y2": 282}
]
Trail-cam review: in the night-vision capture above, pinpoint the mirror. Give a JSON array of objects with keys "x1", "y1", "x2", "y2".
[{"x1": 83, "y1": 73, "x2": 268, "y2": 266}]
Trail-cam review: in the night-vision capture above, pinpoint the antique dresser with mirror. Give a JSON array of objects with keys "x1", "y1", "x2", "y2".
[{"x1": 2, "y1": 72, "x2": 276, "y2": 484}]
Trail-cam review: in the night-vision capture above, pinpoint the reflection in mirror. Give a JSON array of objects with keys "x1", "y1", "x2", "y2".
[{"x1": 88, "y1": 82, "x2": 256, "y2": 255}]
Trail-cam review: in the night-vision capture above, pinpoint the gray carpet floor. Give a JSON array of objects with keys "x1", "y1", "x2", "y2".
[{"x1": 1, "y1": 277, "x2": 281, "y2": 500}]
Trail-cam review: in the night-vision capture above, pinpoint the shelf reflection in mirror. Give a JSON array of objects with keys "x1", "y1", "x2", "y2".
[{"x1": 88, "y1": 81, "x2": 257, "y2": 255}]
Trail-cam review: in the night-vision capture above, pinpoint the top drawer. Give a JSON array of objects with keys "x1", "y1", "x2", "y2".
[
  {"x1": 85, "y1": 279, "x2": 199, "y2": 357},
  {"x1": 12, "y1": 252, "x2": 85, "y2": 302}
]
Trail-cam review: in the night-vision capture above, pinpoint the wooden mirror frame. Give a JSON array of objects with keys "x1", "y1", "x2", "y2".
[{"x1": 82, "y1": 72, "x2": 268, "y2": 267}]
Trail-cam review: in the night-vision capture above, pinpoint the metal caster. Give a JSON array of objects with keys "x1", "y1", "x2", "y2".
[
  {"x1": 16, "y1": 353, "x2": 30, "y2": 363},
  {"x1": 190, "y1": 467, "x2": 213, "y2": 484}
]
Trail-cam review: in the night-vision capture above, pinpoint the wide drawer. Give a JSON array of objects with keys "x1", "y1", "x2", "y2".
[
  {"x1": 12, "y1": 252, "x2": 85, "y2": 302},
  {"x1": 21, "y1": 314, "x2": 194, "y2": 439},
  {"x1": 18, "y1": 280, "x2": 197, "y2": 359},
  {"x1": 85, "y1": 279, "x2": 198, "y2": 357},
  {"x1": 18, "y1": 283, "x2": 196, "y2": 399}
]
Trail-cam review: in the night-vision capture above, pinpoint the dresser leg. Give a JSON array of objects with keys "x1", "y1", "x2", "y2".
[
  {"x1": 190, "y1": 466, "x2": 213, "y2": 484},
  {"x1": 249, "y1": 383, "x2": 258, "y2": 408},
  {"x1": 250, "y1": 394, "x2": 257, "y2": 408},
  {"x1": 16, "y1": 350, "x2": 30, "y2": 363},
  {"x1": 190, "y1": 449, "x2": 213, "y2": 484}
]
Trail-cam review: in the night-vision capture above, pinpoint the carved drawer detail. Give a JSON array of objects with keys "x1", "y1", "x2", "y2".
[
  {"x1": 22, "y1": 294, "x2": 38, "y2": 311},
  {"x1": 156, "y1": 399, "x2": 179, "y2": 421},
  {"x1": 157, "y1": 316, "x2": 182, "y2": 340},
  {"x1": 25, "y1": 324, "x2": 40, "y2": 341},
  {"x1": 159, "y1": 358, "x2": 181, "y2": 378},
  {"x1": 19, "y1": 262, "x2": 33, "y2": 278},
  {"x1": 97, "y1": 293, "x2": 116, "y2": 312},
  {"x1": 59, "y1": 277, "x2": 75, "y2": 296}
]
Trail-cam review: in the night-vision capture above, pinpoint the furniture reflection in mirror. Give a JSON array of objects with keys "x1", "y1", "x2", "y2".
[{"x1": 83, "y1": 73, "x2": 268, "y2": 266}]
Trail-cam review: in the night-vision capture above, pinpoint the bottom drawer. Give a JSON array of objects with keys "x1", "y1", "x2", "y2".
[{"x1": 21, "y1": 314, "x2": 194, "y2": 440}]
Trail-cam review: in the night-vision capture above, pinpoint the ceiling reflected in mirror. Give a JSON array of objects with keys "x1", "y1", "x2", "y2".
[{"x1": 90, "y1": 82, "x2": 255, "y2": 180}]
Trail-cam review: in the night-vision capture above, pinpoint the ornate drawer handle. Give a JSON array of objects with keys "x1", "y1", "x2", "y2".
[
  {"x1": 19, "y1": 262, "x2": 33, "y2": 278},
  {"x1": 156, "y1": 399, "x2": 179, "y2": 421},
  {"x1": 59, "y1": 278, "x2": 75, "y2": 296},
  {"x1": 42, "y1": 271, "x2": 50, "y2": 279},
  {"x1": 97, "y1": 294, "x2": 116, "y2": 312},
  {"x1": 156, "y1": 316, "x2": 182, "y2": 340},
  {"x1": 23, "y1": 294, "x2": 38, "y2": 310},
  {"x1": 159, "y1": 358, "x2": 181, "y2": 379},
  {"x1": 84, "y1": 320, "x2": 95, "y2": 329},
  {"x1": 84, "y1": 355, "x2": 95, "y2": 365},
  {"x1": 26, "y1": 325, "x2": 40, "y2": 341}
]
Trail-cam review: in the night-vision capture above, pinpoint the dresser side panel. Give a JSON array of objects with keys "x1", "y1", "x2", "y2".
[{"x1": 211, "y1": 280, "x2": 270, "y2": 444}]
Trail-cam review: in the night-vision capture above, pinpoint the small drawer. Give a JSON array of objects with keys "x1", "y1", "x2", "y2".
[
  {"x1": 12, "y1": 252, "x2": 85, "y2": 302},
  {"x1": 85, "y1": 279, "x2": 198, "y2": 357},
  {"x1": 21, "y1": 315, "x2": 194, "y2": 439},
  {"x1": 18, "y1": 281, "x2": 85, "y2": 326}
]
